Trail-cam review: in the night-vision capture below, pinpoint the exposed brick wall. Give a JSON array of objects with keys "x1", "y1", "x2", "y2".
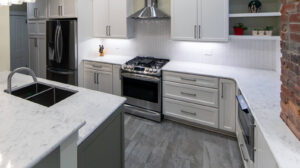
[{"x1": 281, "y1": 0, "x2": 300, "y2": 140}]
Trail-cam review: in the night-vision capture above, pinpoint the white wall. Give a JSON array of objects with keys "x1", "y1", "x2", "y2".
[
  {"x1": 78, "y1": 0, "x2": 94, "y2": 86},
  {"x1": 0, "y1": 6, "x2": 10, "y2": 71}
]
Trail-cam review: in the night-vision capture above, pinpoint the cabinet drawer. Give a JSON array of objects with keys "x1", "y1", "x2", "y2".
[
  {"x1": 163, "y1": 81, "x2": 219, "y2": 108},
  {"x1": 84, "y1": 61, "x2": 113, "y2": 72},
  {"x1": 163, "y1": 71, "x2": 219, "y2": 89},
  {"x1": 28, "y1": 21, "x2": 46, "y2": 36},
  {"x1": 163, "y1": 98, "x2": 219, "y2": 128}
]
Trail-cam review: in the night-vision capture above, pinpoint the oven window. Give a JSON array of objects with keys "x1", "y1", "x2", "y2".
[{"x1": 123, "y1": 77, "x2": 159, "y2": 103}]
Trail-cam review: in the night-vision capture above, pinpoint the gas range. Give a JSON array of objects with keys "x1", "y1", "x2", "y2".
[
  {"x1": 121, "y1": 56, "x2": 169, "y2": 122},
  {"x1": 121, "y1": 56, "x2": 169, "y2": 76}
]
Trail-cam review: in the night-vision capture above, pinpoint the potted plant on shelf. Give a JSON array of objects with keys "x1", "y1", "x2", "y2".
[
  {"x1": 233, "y1": 23, "x2": 248, "y2": 35},
  {"x1": 265, "y1": 26, "x2": 273, "y2": 36}
]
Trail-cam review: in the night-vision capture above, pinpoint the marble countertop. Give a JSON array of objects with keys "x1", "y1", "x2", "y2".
[
  {"x1": 0, "y1": 71, "x2": 126, "y2": 168},
  {"x1": 83, "y1": 54, "x2": 134, "y2": 65},
  {"x1": 162, "y1": 61, "x2": 300, "y2": 168}
]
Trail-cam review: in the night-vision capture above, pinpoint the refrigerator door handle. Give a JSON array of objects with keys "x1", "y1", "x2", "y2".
[
  {"x1": 47, "y1": 68, "x2": 75, "y2": 75},
  {"x1": 57, "y1": 24, "x2": 63, "y2": 64}
]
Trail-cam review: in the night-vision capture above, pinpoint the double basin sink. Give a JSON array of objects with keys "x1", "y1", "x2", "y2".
[{"x1": 5, "y1": 82, "x2": 77, "y2": 107}]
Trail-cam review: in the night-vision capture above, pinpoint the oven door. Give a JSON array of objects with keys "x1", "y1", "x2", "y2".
[{"x1": 121, "y1": 72, "x2": 161, "y2": 112}]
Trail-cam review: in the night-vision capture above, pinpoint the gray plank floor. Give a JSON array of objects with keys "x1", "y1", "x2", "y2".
[{"x1": 124, "y1": 114, "x2": 243, "y2": 168}]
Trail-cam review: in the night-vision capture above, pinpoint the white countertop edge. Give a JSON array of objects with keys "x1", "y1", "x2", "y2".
[
  {"x1": 76, "y1": 100, "x2": 126, "y2": 145},
  {"x1": 83, "y1": 55, "x2": 135, "y2": 65},
  {"x1": 27, "y1": 121, "x2": 86, "y2": 168}
]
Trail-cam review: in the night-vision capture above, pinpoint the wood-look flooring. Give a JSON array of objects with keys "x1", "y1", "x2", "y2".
[{"x1": 124, "y1": 114, "x2": 243, "y2": 168}]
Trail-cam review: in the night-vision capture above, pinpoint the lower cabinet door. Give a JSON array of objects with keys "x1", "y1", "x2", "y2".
[
  {"x1": 97, "y1": 71, "x2": 113, "y2": 94},
  {"x1": 219, "y1": 79, "x2": 236, "y2": 132},
  {"x1": 112, "y1": 65, "x2": 121, "y2": 96},
  {"x1": 29, "y1": 37, "x2": 38, "y2": 75},
  {"x1": 84, "y1": 69, "x2": 98, "y2": 91},
  {"x1": 163, "y1": 98, "x2": 219, "y2": 128},
  {"x1": 37, "y1": 37, "x2": 46, "y2": 78}
]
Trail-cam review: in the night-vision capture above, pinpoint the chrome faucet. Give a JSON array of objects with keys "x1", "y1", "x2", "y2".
[{"x1": 7, "y1": 67, "x2": 38, "y2": 94}]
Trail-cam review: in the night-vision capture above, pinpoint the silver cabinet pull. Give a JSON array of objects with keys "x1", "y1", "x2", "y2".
[
  {"x1": 221, "y1": 83, "x2": 224, "y2": 98},
  {"x1": 106, "y1": 26, "x2": 108, "y2": 36},
  {"x1": 109, "y1": 26, "x2": 111, "y2": 36},
  {"x1": 199, "y1": 25, "x2": 201, "y2": 39},
  {"x1": 94, "y1": 73, "x2": 96, "y2": 84},
  {"x1": 240, "y1": 144, "x2": 249, "y2": 162},
  {"x1": 181, "y1": 77, "x2": 197, "y2": 82},
  {"x1": 194, "y1": 25, "x2": 197, "y2": 39},
  {"x1": 181, "y1": 110, "x2": 196, "y2": 116},
  {"x1": 97, "y1": 73, "x2": 99, "y2": 84},
  {"x1": 58, "y1": 6, "x2": 62, "y2": 16},
  {"x1": 34, "y1": 8, "x2": 38, "y2": 17},
  {"x1": 181, "y1": 92, "x2": 197, "y2": 97},
  {"x1": 34, "y1": 38, "x2": 38, "y2": 47}
]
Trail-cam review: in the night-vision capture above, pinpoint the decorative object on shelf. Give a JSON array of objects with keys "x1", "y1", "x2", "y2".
[
  {"x1": 252, "y1": 29, "x2": 259, "y2": 36},
  {"x1": 233, "y1": 23, "x2": 248, "y2": 35},
  {"x1": 258, "y1": 29, "x2": 265, "y2": 36},
  {"x1": 264, "y1": 26, "x2": 273, "y2": 36},
  {"x1": 99, "y1": 45, "x2": 105, "y2": 56},
  {"x1": 248, "y1": 0, "x2": 262, "y2": 13},
  {"x1": 0, "y1": 0, "x2": 35, "y2": 6}
]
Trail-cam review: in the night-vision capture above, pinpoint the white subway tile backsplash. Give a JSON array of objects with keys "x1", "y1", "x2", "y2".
[{"x1": 101, "y1": 20, "x2": 280, "y2": 71}]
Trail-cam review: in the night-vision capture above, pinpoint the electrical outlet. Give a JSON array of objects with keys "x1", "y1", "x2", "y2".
[{"x1": 204, "y1": 48, "x2": 213, "y2": 56}]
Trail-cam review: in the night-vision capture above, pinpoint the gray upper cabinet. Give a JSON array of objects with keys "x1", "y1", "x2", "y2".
[
  {"x1": 27, "y1": 0, "x2": 48, "y2": 19},
  {"x1": 48, "y1": 0, "x2": 77, "y2": 18}
]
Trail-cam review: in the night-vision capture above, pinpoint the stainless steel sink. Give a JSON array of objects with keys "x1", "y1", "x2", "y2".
[
  {"x1": 5, "y1": 82, "x2": 77, "y2": 107},
  {"x1": 5, "y1": 67, "x2": 77, "y2": 107}
]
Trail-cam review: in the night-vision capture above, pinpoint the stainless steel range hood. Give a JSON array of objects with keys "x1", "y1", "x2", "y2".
[{"x1": 131, "y1": 0, "x2": 170, "y2": 20}]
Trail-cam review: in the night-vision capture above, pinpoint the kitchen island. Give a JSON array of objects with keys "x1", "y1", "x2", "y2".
[{"x1": 0, "y1": 71, "x2": 126, "y2": 168}]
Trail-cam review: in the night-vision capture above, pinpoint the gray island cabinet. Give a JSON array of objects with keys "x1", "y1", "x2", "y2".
[
  {"x1": 78, "y1": 106, "x2": 124, "y2": 168},
  {"x1": 33, "y1": 107, "x2": 124, "y2": 168}
]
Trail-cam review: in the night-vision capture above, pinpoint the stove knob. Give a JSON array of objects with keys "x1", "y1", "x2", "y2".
[
  {"x1": 152, "y1": 69, "x2": 158, "y2": 73},
  {"x1": 149, "y1": 68, "x2": 153, "y2": 72}
]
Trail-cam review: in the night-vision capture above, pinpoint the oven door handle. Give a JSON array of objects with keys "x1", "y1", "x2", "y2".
[
  {"x1": 236, "y1": 94, "x2": 249, "y2": 113},
  {"x1": 121, "y1": 73, "x2": 160, "y2": 83}
]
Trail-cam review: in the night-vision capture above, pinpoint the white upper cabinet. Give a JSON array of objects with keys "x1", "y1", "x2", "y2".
[
  {"x1": 93, "y1": 0, "x2": 109, "y2": 37},
  {"x1": 219, "y1": 79, "x2": 236, "y2": 133},
  {"x1": 27, "y1": 0, "x2": 47, "y2": 19},
  {"x1": 171, "y1": 0, "x2": 198, "y2": 41},
  {"x1": 171, "y1": 0, "x2": 229, "y2": 42},
  {"x1": 200, "y1": 0, "x2": 229, "y2": 41},
  {"x1": 48, "y1": 0, "x2": 77, "y2": 18},
  {"x1": 93, "y1": 0, "x2": 133, "y2": 38}
]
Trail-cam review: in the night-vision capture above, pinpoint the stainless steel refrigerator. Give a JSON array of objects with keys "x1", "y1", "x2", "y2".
[{"x1": 46, "y1": 19, "x2": 78, "y2": 86}]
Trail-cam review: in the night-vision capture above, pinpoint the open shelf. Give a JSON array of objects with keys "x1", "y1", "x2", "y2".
[
  {"x1": 229, "y1": 35, "x2": 280, "y2": 40},
  {"x1": 229, "y1": 12, "x2": 281, "y2": 18}
]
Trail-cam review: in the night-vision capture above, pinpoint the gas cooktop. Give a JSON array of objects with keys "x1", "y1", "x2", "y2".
[{"x1": 122, "y1": 56, "x2": 169, "y2": 76}]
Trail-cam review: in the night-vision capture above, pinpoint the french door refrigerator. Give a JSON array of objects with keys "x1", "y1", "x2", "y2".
[{"x1": 46, "y1": 19, "x2": 78, "y2": 86}]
